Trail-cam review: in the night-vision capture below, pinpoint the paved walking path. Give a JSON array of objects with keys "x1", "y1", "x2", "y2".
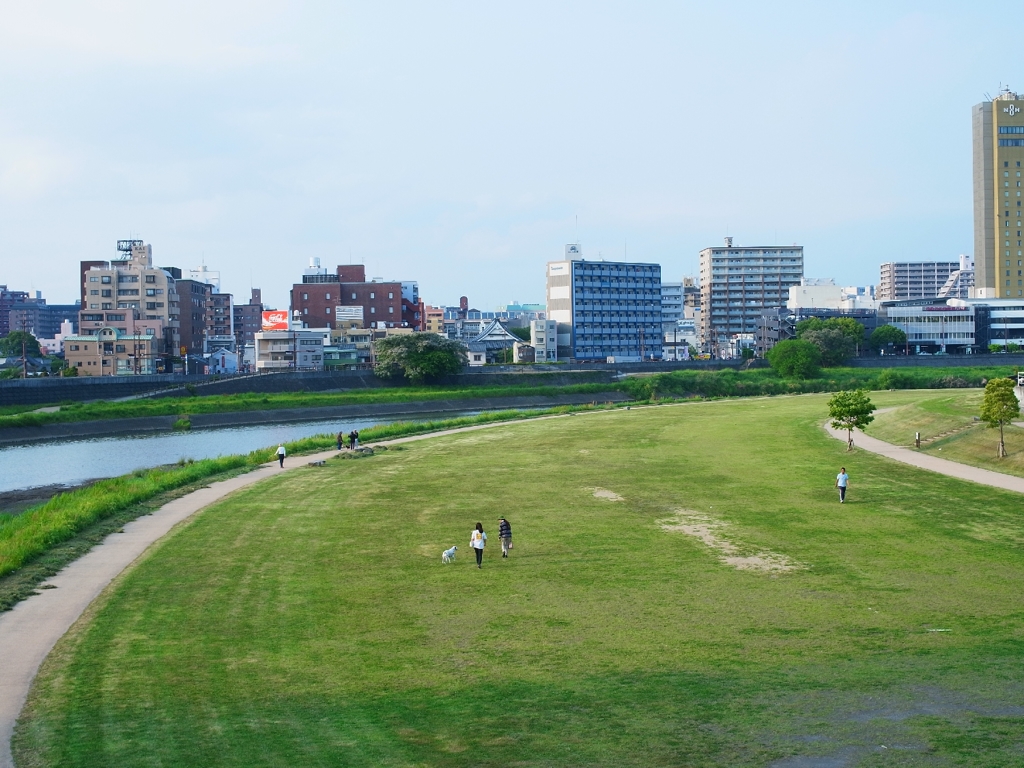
[
  {"x1": 824, "y1": 423, "x2": 1024, "y2": 494},
  {"x1": 0, "y1": 412, "x2": 586, "y2": 768}
]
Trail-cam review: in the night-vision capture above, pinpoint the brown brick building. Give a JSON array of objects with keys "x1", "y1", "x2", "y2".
[
  {"x1": 176, "y1": 279, "x2": 213, "y2": 356},
  {"x1": 233, "y1": 288, "x2": 264, "y2": 348},
  {"x1": 290, "y1": 263, "x2": 422, "y2": 330}
]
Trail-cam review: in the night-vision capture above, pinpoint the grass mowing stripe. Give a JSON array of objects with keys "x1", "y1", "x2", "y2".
[{"x1": 15, "y1": 394, "x2": 1024, "y2": 766}]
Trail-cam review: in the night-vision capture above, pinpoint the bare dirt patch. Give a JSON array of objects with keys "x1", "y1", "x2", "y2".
[
  {"x1": 591, "y1": 488, "x2": 623, "y2": 501},
  {"x1": 659, "y1": 510, "x2": 805, "y2": 573}
]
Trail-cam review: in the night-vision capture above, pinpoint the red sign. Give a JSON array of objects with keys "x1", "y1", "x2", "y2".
[{"x1": 261, "y1": 311, "x2": 289, "y2": 331}]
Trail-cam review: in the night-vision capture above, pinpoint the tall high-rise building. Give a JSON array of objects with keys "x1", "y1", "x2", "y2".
[
  {"x1": 546, "y1": 245, "x2": 663, "y2": 362},
  {"x1": 698, "y1": 239, "x2": 803, "y2": 352},
  {"x1": 973, "y1": 88, "x2": 1024, "y2": 298}
]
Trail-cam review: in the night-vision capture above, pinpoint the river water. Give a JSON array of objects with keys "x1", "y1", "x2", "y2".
[{"x1": 0, "y1": 413, "x2": 475, "y2": 494}]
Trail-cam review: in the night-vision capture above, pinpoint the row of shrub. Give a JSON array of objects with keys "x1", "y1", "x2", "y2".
[
  {"x1": 0, "y1": 404, "x2": 609, "y2": 582},
  {"x1": 618, "y1": 366, "x2": 1018, "y2": 401}
]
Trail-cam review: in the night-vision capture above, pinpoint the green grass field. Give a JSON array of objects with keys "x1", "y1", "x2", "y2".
[
  {"x1": 867, "y1": 389, "x2": 1024, "y2": 478},
  {"x1": 14, "y1": 395, "x2": 1024, "y2": 766}
]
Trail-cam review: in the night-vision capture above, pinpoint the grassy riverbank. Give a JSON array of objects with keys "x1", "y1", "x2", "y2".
[
  {"x1": 620, "y1": 364, "x2": 1019, "y2": 400},
  {"x1": 16, "y1": 394, "x2": 1024, "y2": 766},
  {"x1": 0, "y1": 382, "x2": 618, "y2": 428},
  {"x1": 0, "y1": 404, "x2": 613, "y2": 611},
  {"x1": 866, "y1": 389, "x2": 1024, "y2": 478},
  {"x1": 1, "y1": 365, "x2": 1017, "y2": 432}
]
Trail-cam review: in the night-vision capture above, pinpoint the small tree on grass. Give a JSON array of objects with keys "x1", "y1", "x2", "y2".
[
  {"x1": 766, "y1": 339, "x2": 821, "y2": 378},
  {"x1": 980, "y1": 378, "x2": 1021, "y2": 458},
  {"x1": 373, "y1": 334, "x2": 467, "y2": 384},
  {"x1": 828, "y1": 389, "x2": 876, "y2": 451}
]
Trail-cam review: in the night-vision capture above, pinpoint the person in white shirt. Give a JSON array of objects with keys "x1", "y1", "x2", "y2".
[
  {"x1": 276, "y1": 444, "x2": 286, "y2": 468},
  {"x1": 470, "y1": 522, "x2": 487, "y2": 568},
  {"x1": 836, "y1": 467, "x2": 849, "y2": 503}
]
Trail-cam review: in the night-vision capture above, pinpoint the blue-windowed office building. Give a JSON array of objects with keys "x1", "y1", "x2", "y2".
[{"x1": 546, "y1": 246, "x2": 663, "y2": 361}]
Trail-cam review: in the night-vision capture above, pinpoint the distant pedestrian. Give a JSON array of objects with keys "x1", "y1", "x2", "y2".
[
  {"x1": 336, "y1": 431, "x2": 344, "y2": 451},
  {"x1": 836, "y1": 467, "x2": 849, "y2": 503},
  {"x1": 277, "y1": 444, "x2": 286, "y2": 468},
  {"x1": 353, "y1": 430, "x2": 360, "y2": 449},
  {"x1": 498, "y1": 517, "x2": 512, "y2": 558},
  {"x1": 470, "y1": 522, "x2": 487, "y2": 568}
]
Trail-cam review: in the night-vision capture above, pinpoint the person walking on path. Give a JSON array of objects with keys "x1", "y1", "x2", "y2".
[
  {"x1": 336, "y1": 431, "x2": 344, "y2": 451},
  {"x1": 276, "y1": 444, "x2": 286, "y2": 468},
  {"x1": 470, "y1": 523, "x2": 487, "y2": 568},
  {"x1": 498, "y1": 517, "x2": 512, "y2": 558},
  {"x1": 836, "y1": 467, "x2": 849, "y2": 503}
]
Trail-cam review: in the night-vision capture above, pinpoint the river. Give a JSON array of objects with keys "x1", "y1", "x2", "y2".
[{"x1": 0, "y1": 412, "x2": 476, "y2": 495}]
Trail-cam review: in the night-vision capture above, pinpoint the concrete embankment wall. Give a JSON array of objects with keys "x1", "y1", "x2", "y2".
[
  {"x1": 847, "y1": 353, "x2": 1024, "y2": 369},
  {"x1": 0, "y1": 392, "x2": 631, "y2": 446}
]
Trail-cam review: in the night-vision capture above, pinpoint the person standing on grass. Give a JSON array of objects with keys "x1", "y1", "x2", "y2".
[
  {"x1": 836, "y1": 466, "x2": 849, "y2": 503},
  {"x1": 498, "y1": 517, "x2": 512, "y2": 558},
  {"x1": 277, "y1": 444, "x2": 286, "y2": 468},
  {"x1": 470, "y1": 522, "x2": 487, "y2": 568}
]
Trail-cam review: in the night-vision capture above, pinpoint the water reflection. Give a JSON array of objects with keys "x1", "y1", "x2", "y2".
[{"x1": 0, "y1": 413, "x2": 474, "y2": 494}]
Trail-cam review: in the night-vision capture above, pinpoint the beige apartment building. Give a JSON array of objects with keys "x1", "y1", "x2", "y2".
[
  {"x1": 973, "y1": 88, "x2": 1024, "y2": 298},
  {"x1": 80, "y1": 241, "x2": 180, "y2": 363},
  {"x1": 64, "y1": 327, "x2": 161, "y2": 376}
]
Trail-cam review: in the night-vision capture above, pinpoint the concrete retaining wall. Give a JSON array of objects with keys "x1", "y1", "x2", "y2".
[{"x1": 848, "y1": 353, "x2": 1024, "y2": 369}]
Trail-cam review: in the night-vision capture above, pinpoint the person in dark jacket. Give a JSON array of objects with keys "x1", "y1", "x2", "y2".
[{"x1": 498, "y1": 517, "x2": 512, "y2": 558}]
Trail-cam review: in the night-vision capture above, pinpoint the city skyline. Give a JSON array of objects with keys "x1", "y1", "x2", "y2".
[{"x1": 0, "y1": 1, "x2": 1016, "y2": 309}]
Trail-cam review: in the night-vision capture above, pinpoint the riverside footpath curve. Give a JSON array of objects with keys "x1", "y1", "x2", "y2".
[
  {"x1": 0, "y1": 411, "x2": 596, "y2": 768},
  {"x1": 824, "y1": 423, "x2": 1024, "y2": 495}
]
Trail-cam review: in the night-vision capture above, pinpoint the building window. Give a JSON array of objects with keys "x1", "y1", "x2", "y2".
[
  {"x1": 303, "y1": 293, "x2": 308, "y2": 300},
  {"x1": 351, "y1": 293, "x2": 356, "y2": 299},
  {"x1": 388, "y1": 307, "x2": 394, "y2": 314},
  {"x1": 303, "y1": 308, "x2": 308, "y2": 314},
  {"x1": 101, "y1": 276, "x2": 111, "y2": 283},
  {"x1": 370, "y1": 307, "x2": 376, "y2": 314},
  {"x1": 369, "y1": 292, "x2": 375, "y2": 299},
  {"x1": 145, "y1": 275, "x2": 156, "y2": 283},
  {"x1": 89, "y1": 276, "x2": 98, "y2": 282},
  {"x1": 326, "y1": 308, "x2": 331, "y2": 315},
  {"x1": 325, "y1": 293, "x2": 331, "y2": 300},
  {"x1": 388, "y1": 292, "x2": 393, "y2": 299}
]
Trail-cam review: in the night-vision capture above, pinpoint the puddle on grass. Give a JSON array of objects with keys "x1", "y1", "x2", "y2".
[
  {"x1": 659, "y1": 510, "x2": 805, "y2": 574},
  {"x1": 590, "y1": 488, "x2": 623, "y2": 501}
]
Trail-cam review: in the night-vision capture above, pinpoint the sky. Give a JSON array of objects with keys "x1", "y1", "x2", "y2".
[{"x1": 0, "y1": 1, "x2": 1017, "y2": 311}]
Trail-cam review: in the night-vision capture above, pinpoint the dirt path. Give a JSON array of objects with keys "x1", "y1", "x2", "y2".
[
  {"x1": 824, "y1": 422, "x2": 1024, "y2": 495},
  {"x1": 0, "y1": 411, "x2": 592, "y2": 768}
]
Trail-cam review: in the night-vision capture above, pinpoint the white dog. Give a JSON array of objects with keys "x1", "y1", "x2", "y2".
[{"x1": 442, "y1": 545, "x2": 457, "y2": 564}]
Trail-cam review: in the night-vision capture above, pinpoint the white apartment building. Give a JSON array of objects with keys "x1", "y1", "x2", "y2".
[
  {"x1": 530, "y1": 319, "x2": 558, "y2": 362},
  {"x1": 699, "y1": 239, "x2": 804, "y2": 352},
  {"x1": 254, "y1": 327, "x2": 324, "y2": 370},
  {"x1": 787, "y1": 279, "x2": 879, "y2": 311},
  {"x1": 878, "y1": 261, "x2": 959, "y2": 301}
]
